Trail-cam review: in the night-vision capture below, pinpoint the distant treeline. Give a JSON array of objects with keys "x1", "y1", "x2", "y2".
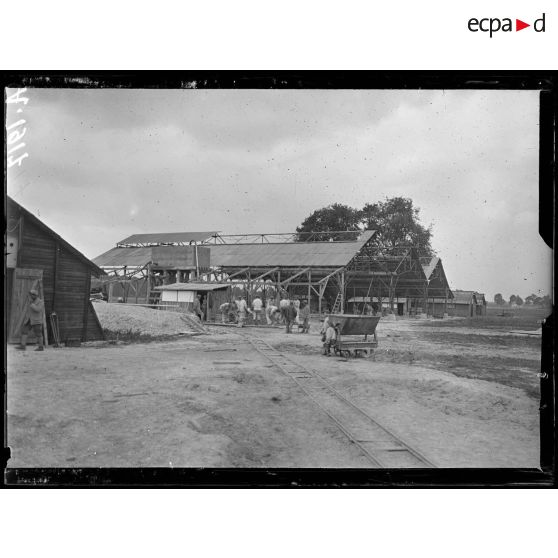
[{"x1": 493, "y1": 293, "x2": 551, "y2": 306}]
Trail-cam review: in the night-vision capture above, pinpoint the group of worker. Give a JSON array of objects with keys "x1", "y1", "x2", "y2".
[
  {"x1": 216, "y1": 295, "x2": 340, "y2": 355},
  {"x1": 218, "y1": 296, "x2": 311, "y2": 333},
  {"x1": 13, "y1": 288, "x2": 338, "y2": 356}
]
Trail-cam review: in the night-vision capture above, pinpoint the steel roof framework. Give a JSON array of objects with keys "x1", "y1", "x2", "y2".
[
  {"x1": 204, "y1": 238, "x2": 450, "y2": 315},
  {"x1": 93, "y1": 230, "x2": 452, "y2": 314}
]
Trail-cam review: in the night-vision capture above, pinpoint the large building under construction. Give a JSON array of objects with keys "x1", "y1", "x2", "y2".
[{"x1": 93, "y1": 230, "x2": 453, "y2": 317}]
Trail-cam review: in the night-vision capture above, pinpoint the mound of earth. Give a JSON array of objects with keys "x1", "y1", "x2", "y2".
[{"x1": 92, "y1": 302, "x2": 204, "y2": 337}]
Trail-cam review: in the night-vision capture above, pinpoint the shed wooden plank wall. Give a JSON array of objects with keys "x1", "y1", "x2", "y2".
[{"x1": 15, "y1": 210, "x2": 104, "y2": 342}]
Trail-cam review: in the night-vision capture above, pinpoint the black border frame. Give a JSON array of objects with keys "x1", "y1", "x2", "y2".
[{"x1": 2, "y1": 71, "x2": 556, "y2": 487}]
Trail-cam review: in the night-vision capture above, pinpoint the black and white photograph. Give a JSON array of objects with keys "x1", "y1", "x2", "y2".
[{"x1": 4, "y1": 76, "x2": 554, "y2": 480}]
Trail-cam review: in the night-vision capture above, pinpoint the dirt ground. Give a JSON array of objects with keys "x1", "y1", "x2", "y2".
[{"x1": 6, "y1": 309, "x2": 543, "y2": 469}]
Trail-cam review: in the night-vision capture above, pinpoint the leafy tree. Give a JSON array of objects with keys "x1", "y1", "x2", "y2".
[
  {"x1": 296, "y1": 203, "x2": 362, "y2": 241},
  {"x1": 542, "y1": 295, "x2": 551, "y2": 307},
  {"x1": 494, "y1": 293, "x2": 504, "y2": 305},
  {"x1": 515, "y1": 296, "x2": 524, "y2": 306},
  {"x1": 296, "y1": 197, "x2": 433, "y2": 255},
  {"x1": 534, "y1": 296, "x2": 543, "y2": 306},
  {"x1": 525, "y1": 294, "x2": 537, "y2": 305},
  {"x1": 509, "y1": 295, "x2": 517, "y2": 305},
  {"x1": 360, "y1": 197, "x2": 433, "y2": 255}
]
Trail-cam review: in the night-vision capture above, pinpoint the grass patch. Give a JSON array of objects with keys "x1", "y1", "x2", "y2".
[{"x1": 418, "y1": 306, "x2": 550, "y2": 331}]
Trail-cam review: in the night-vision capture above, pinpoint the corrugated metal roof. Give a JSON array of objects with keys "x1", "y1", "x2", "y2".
[
  {"x1": 94, "y1": 230, "x2": 375, "y2": 269},
  {"x1": 93, "y1": 245, "x2": 208, "y2": 268},
  {"x1": 117, "y1": 231, "x2": 218, "y2": 245},
  {"x1": 210, "y1": 230, "x2": 375, "y2": 268},
  {"x1": 93, "y1": 246, "x2": 154, "y2": 267},
  {"x1": 155, "y1": 282, "x2": 230, "y2": 292}
]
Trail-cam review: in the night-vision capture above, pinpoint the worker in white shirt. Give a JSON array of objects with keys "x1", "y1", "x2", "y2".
[
  {"x1": 252, "y1": 296, "x2": 263, "y2": 325},
  {"x1": 236, "y1": 296, "x2": 252, "y2": 328},
  {"x1": 279, "y1": 297, "x2": 289, "y2": 324},
  {"x1": 266, "y1": 302, "x2": 279, "y2": 325}
]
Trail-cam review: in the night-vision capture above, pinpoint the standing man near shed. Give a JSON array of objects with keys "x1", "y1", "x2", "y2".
[
  {"x1": 252, "y1": 295, "x2": 263, "y2": 326},
  {"x1": 192, "y1": 293, "x2": 204, "y2": 322},
  {"x1": 298, "y1": 300, "x2": 311, "y2": 333},
  {"x1": 236, "y1": 296, "x2": 252, "y2": 328},
  {"x1": 16, "y1": 289, "x2": 45, "y2": 351},
  {"x1": 284, "y1": 300, "x2": 298, "y2": 334}
]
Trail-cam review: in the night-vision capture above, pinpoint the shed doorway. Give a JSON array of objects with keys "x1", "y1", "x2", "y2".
[{"x1": 7, "y1": 268, "x2": 47, "y2": 344}]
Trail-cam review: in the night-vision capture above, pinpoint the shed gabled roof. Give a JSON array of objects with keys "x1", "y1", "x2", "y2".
[
  {"x1": 154, "y1": 282, "x2": 230, "y2": 292},
  {"x1": 117, "y1": 231, "x2": 217, "y2": 246},
  {"x1": 452, "y1": 290, "x2": 477, "y2": 304},
  {"x1": 210, "y1": 230, "x2": 375, "y2": 268},
  {"x1": 7, "y1": 196, "x2": 105, "y2": 276}
]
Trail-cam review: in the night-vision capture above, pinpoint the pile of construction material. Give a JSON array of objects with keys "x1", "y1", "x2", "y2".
[{"x1": 93, "y1": 303, "x2": 205, "y2": 337}]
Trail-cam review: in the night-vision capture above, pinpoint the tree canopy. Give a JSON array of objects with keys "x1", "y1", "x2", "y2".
[
  {"x1": 296, "y1": 197, "x2": 434, "y2": 255},
  {"x1": 295, "y1": 203, "x2": 362, "y2": 241},
  {"x1": 360, "y1": 197, "x2": 433, "y2": 253}
]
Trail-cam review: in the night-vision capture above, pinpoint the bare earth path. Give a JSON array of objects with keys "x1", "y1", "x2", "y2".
[{"x1": 6, "y1": 316, "x2": 541, "y2": 469}]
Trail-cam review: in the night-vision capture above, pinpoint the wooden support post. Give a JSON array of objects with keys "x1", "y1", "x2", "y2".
[
  {"x1": 307, "y1": 270, "x2": 311, "y2": 309},
  {"x1": 247, "y1": 270, "x2": 252, "y2": 304},
  {"x1": 123, "y1": 266, "x2": 128, "y2": 301},
  {"x1": 147, "y1": 264, "x2": 152, "y2": 304},
  {"x1": 340, "y1": 271, "x2": 345, "y2": 314},
  {"x1": 389, "y1": 276, "x2": 395, "y2": 313}
]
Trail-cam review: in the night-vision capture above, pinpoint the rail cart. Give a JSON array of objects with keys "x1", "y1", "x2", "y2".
[{"x1": 327, "y1": 314, "x2": 381, "y2": 358}]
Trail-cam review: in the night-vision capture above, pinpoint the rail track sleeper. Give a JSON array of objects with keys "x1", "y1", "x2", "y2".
[{"x1": 243, "y1": 333, "x2": 435, "y2": 468}]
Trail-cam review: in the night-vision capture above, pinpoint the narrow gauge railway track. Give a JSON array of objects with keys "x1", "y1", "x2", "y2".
[{"x1": 246, "y1": 335, "x2": 437, "y2": 468}]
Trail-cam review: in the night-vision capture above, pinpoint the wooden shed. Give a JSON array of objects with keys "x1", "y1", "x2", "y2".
[
  {"x1": 154, "y1": 282, "x2": 231, "y2": 322},
  {"x1": 6, "y1": 197, "x2": 105, "y2": 345},
  {"x1": 449, "y1": 290, "x2": 478, "y2": 317}
]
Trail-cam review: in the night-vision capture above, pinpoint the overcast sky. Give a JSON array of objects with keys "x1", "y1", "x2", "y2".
[{"x1": 7, "y1": 87, "x2": 551, "y2": 300}]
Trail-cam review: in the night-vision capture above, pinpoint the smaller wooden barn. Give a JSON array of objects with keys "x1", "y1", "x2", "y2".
[
  {"x1": 6, "y1": 197, "x2": 105, "y2": 345},
  {"x1": 449, "y1": 290, "x2": 486, "y2": 317},
  {"x1": 154, "y1": 282, "x2": 231, "y2": 322}
]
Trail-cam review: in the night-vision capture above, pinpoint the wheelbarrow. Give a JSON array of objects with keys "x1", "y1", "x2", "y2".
[{"x1": 328, "y1": 314, "x2": 381, "y2": 358}]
